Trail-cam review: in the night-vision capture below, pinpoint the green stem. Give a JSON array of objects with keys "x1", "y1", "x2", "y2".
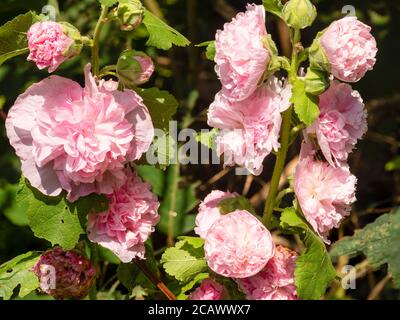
[
  {"x1": 167, "y1": 163, "x2": 179, "y2": 247},
  {"x1": 89, "y1": 242, "x2": 99, "y2": 300},
  {"x1": 91, "y1": 5, "x2": 109, "y2": 76},
  {"x1": 262, "y1": 29, "x2": 301, "y2": 226}
]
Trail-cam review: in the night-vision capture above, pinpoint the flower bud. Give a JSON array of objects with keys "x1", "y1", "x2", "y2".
[
  {"x1": 117, "y1": 50, "x2": 154, "y2": 87},
  {"x1": 283, "y1": 0, "x2": 317, "y2": 29},
  {"x1": 32, "y1": 247, "x2": 96, "y2": 299},
  {"x1": 27, "y1": 21, "x2": 83, "y2": 73},
  {"x1": 117, "y1": 0, "x2": 144, "y2": 31}
]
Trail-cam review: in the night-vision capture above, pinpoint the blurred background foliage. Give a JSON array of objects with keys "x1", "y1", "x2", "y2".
[{"x1": 0, "y1": 0, "x2": 399, "y2": 300}]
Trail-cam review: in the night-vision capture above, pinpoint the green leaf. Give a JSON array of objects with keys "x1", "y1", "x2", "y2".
[
  {"x1": 136, "y1": 165, "x2": 165, "y2": 196},
  {"x1": 0, "y1": 251, "x2": 40, "y2": 300},
  {"x1": 161, "y1": 247, "x2": 207, "y2": 283},
  {"x1": 1, "y1": 183, "x2": 29, "y2": 226},
  {"x1": 99, "y1": 0, "x2": 118, "y2": 6},
  {"x1": 330, "y1": 207, "x2": 400, "y2": 287},
  {"x1": 177, "y1": 273, "x2": 209, "y2": 300},
  {"x1": 143, "y1": 9, "x2": 190, "y2": 50},
  {"x1": 196, "y1": 41, "x2": 215, "y2": 61},
  {"x1": 195, "y1": 129, "x2": 218, "y2": 149},
  {"x1": 304, "y1": 68, "x2": 330, "y2": 95},
  {"x1": 281, "y1": 207, "x2": 336, "y2": 299},
  {"x1": 0, "y1": 12, "x2": 39, "y2": 66},
  {"x1": 291, "y1": 79, "x2": 320, "y2": 126},
  {"x1": 385, "y1": 156, "x2": 400, "y2": 171},
  {"x1": 218, "y1": 196, "x2": 256, "y2": 215},
  {"x1": 117, "y1": 262, "x2": 140, "y2": 291},
  {"x1": 262, "y1": 0, "x2": 284, "y2": 18},
  {"x1": 135, "y1": 87, "x2": 178, "y2": 131},
  {"x1": 161, "y1": 237, "x2": 207, "y2": 283},
  {"x1": 176, "y1": 236, "x2": 205, "y2": 249},
  {"x1": 17, "y1": 177, "x2": 109, "y2": 249}
]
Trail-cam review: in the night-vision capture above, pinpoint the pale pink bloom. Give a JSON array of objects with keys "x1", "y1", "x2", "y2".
[
  {"x1": 208, "y1": 77, "x2": 291, "y2": 175},
  {"x1": 6, "y1": 64, "x2": 154, "y2": 201},
  {"x1": 204, "y1": 210, "x2": 275, "y2": 278},
  {"x1": 293, "y1": 143, "x2": 357, "y2": 242},
  {"x1": 27, "y1": 21, "x2": 74, "y2": 73},
  {"x1": 87, "y1": 169, "x2": 159, "y2": 263},
  {"x1": 134, "y1": 55, "x2": 154, "y2": 85},
  {"x1": 236, "y1": 245, "x2": 298, "y2": 300},
  {"x1": 189, "y1": 279, "x2": 225, "y2": 300},
  {"x1": 307, "y1": 81, "x2": 367, "y2": 166},
  {"x1": 194, "y1": 190, "x2": 237, "y2": 238},
  {"x1": 32, "y1": 247, "x2": 96, "y2": 299},
  {"x1": 320, "y1": 17, "x2": 377, "y2": 82},
  {"x1": 215, "y1": 4, "x2": 269, "y2": 101}
]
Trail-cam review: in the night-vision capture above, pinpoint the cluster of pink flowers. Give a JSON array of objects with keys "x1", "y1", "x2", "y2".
[
  {"x1": 319, "y1": 17, "x2": 378, "y2": 83},
  {"x1": 32, "y1": 247, "x2": 96, "y2": 299},
  {"x1": 87, "y1": 168, "x2": 160, "y2": 263},
  {"x1": 189, "y1": 279, "x2": 226, "y2": 300},
  {"x1": 208, "y1": 4, "x2": 294, "y2": 174},
  {"x1": 196, "y1": 190, "x2": 297, "y2": 300},
  {"x1": 6, "y1": 64, "x2": 154, "y2": 202}
]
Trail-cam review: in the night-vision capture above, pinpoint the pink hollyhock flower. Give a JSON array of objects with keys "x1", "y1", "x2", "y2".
[
  {"x1": 32, "y1": 247, "x2": 96, "y2": 299},
  {"x1": 307, "y1": 81, "x2": 367, "y2": 166},
  {"x1": 87, "y1": 169, "x2": 159, "y2": 263},
  {"x1": 236, "y1": 245, "x2": 298, "y2": 300},
  {"x1": 208, "y1": 77, "x2": 291, "y2": 175},
  {"x1": 194, "y1": 190, "x2": 237, "y2": 238},
  {"x1": 27, "y1": 21, "x2": 75, "y2": 73},
  {"x1": 293, "y1": 143, "x2": 357, "y2": 242},
  {"x1": 320, "y1": 17, "x2": 377, "y2": 82},
  {"x1": 6, "y1": 64, "x2": 154, "y2": 201},
  {"x1": 204, "y1": 210, "x2": 275, "y2": 278},
  {"x1": 189, "y1": 279, "x2": 225, "y2": 300},
  {"x1": 215, "y1": 4, "x2": 270, "y2": 102}
]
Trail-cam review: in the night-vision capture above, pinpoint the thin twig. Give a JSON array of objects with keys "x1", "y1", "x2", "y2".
[{"x1": 367, "y1": 274, "x2": 391, "y2": 300}]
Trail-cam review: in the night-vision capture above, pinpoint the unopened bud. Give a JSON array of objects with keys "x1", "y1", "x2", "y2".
[
  {"x1": 117, "y1": 0, "x2": 144, "y2": 31},
  {"x1": 283, "y1": 0, "x2": 317, "y2": 29}
]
